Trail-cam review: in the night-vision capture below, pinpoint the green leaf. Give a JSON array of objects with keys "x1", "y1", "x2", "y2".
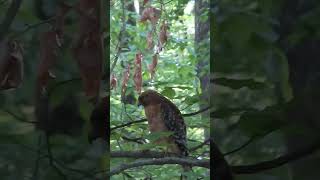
[
  {"x1": 145, "y1": 131, "x2": 174, "y2": 142},
  {"x1": 161, "y1": 87, "x2": 176, "y2": 99},
  {"x1": 184, "y1": 95, "x2": 199, "y2": 105}
]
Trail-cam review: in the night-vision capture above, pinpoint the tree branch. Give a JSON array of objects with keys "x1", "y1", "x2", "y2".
[
  {"x1": 47, "y1": 78, "x2": 81, "y2": 96},
  {"x1": 189, "y1": 138, "x2": 211, "y2": 152},
  {"x1": 121, "y1": 136, "x2": 146, "y2": 144},
  {"x1": 109, "y1": 157, "x2": 209, "y2": 176},
  {"x1": 111, "y1": 118, "x2": 146, "y2": 131},
  {"x1": 231, "y1": 139, "x2": 320, "y2": 174},
  {"x1": 14, "y1": 18, "x2": 54, "y2": 37},
  {"x1": 223, "y1": 128, "x2": 277, "y2": 156},
  {"x1": 45, "y1": 134, "x2": 68, "y2": 180},
  {"x1": 0, "y1": 0, "x2": 23, "y2": 41},
  {"x1": 183, "y1": 106, "x2": 212, "y2": 117},
  {"x1": 1, "y1": 109, "x2": 36, "y2": 123}
]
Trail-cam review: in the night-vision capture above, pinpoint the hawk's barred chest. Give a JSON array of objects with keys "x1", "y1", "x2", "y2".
[{"x1": 144, "y1": 104, "x2": 168, "y2": 132}]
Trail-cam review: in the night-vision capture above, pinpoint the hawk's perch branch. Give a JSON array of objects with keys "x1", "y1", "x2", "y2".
[{"x1": 108, "y1": 156, "x2": 209, "y2": 176}]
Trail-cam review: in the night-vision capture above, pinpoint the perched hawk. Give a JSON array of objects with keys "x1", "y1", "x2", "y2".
[{"x1": 138, "y1": 90, "x2": 191, "y2": 177}]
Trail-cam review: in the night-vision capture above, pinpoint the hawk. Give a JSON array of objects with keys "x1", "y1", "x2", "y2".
[{"x1": 138, "y1": 90, "x2": 191, "y2": 176}]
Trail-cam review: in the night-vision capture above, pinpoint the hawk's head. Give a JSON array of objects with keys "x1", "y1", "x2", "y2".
[{"x1": 138, "y1": 90, "x2": 164, "y2": 106}]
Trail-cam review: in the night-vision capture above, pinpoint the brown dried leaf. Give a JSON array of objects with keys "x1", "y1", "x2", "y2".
[
  {"x1": 110, "y1": 74, "x2": 117, "y2": 90},
  {"x1": 121, "y1": 64, "x2": 130, "y2": 98},
  {"x1": 159, "y1": 21, "x2": 169, "y2": 50},
  {"x1": 148, "y1": 54, "x2": 158, "y2": 79},
  {"x1": 140, "y1": 7, "x2": 161, "y2": 25},
  {"x1": 72, "y1": 0, "x2": 103, "y2": 100},
  {"x1": 0, "y1": 40, "x2": 24, "y2": 90},
  {"x1": 147, "y1": 31, "x2": 154, "y2": 49},
  {"x1": 133, "y1": 53, "x2": 143, "y2": 94},
  {"x1": 143, "y1": 0, "x2": 149, "y2": 6}
]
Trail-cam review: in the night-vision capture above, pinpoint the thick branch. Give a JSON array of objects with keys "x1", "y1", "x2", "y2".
[
  {"x1": 231, "y1": 139, "x2": 320, "y2": 174},
  {"x1": 109, "y1": 157, "x2": 209, "y2": 176},
  {"x1": 0, "y1": 0, "x2": 23, "y2": 41}
]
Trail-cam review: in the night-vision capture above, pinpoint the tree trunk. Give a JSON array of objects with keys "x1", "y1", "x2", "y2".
[
  {"x1": 279, "y1": 1, "x2": 320, "y2": 179},
  {"x1": 195, "y1": 0, "x2": 211, "y2": 178}
]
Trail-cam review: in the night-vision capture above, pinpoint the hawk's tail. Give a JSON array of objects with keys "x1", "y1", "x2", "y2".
[
  {"x1": 180, "y1": 165, "x2": 192, "y2": 180},
  {"x1": 180, "y1": 150, "x2": 192, "y2": 180}
]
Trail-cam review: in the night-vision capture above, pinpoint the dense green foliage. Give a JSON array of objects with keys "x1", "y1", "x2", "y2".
[
  {"x1": 0, "y1": 1, "x2": 108, "y2": 179},
  {"x1": 213, "y1": 0, "x2": 320, "y2": 179},
  {"x1": 110, "y1": 0, "x2": 209, "y2": 179}
]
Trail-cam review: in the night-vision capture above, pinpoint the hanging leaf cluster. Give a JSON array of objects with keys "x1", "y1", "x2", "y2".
[
  {"x1": 114, "y1": 2, "x2": 170, "y2": 98},
  {"x1": 72, "y1": 0, "x2": 104, "y2": 101},
  {"x1": 1, "y1": 1, "x2": 105, "y2": 100}
]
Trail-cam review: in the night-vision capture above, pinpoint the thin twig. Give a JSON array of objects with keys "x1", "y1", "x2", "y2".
[
  {"x1": 183, "y1": 106, "x2": 212, "y2": 117},
  {"x1": 45, "y1": 134, "x2": 68, "y2": 180},
  {"x1": 111, "y1": 106, "x2": 211, "y2": 131},
  {"x1": 189, "y1": 138, "x2": 211, "y2": 152},
  {"x1": 231, "y1": 139, "x2": 320, "y2": 174},
  {"x1": 32, "y1": 134, "x2": 43, "y2": 180},
  {"x1": 121, "y1": 136, "x2": 146, "y2": 144},
  {"x1": 223, "y1": 137, "x2": 255, "y2": 156},
  {"x1": 47, "y1": 78, "x2": 81, "y2": 97},
  {"x1": 110, "y1": 0, "x2": 126, "y2": 75},
  {"x1": 8, "y1": 136, "x2": 98, "y2": 179},
  {"x1": 1, "y1": 109, "x2": 36, "y2": 123},
  {"x1": 223, "y1": 128, "x2": 279, "y2": 156},
  {"x1": 13, "y1": 18, "x2": 54, "y2": 37}
]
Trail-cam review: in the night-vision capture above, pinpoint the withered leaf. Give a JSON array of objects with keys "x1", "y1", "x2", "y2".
[
  {"x1": 110, "y1": 74, "x2": 117, "y2": 90},
  {"x1": 0, "y1": 40, "x2": 24, "y2": 90},
  {"x1": 140, "y1": 7, "x2": 161, "y2": 25},
  {"x1": 133, "y1": 53, "x2": 142, "y2": 94},
  {"x1": 147, "y1": 31, "x2": 154, "y2": 50},
  {"x1": 72, "y1": 0, "x2": 103, "y2": 100},
  {"x1": 148, "y1": 54, "x2": 158, "y2": 79},
  {"x1": 159, "y1": 21, "x2": 169, "y2": 50},
  {"x1": 121, "y1": 64, "x2": 130, "y2": 98}
]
